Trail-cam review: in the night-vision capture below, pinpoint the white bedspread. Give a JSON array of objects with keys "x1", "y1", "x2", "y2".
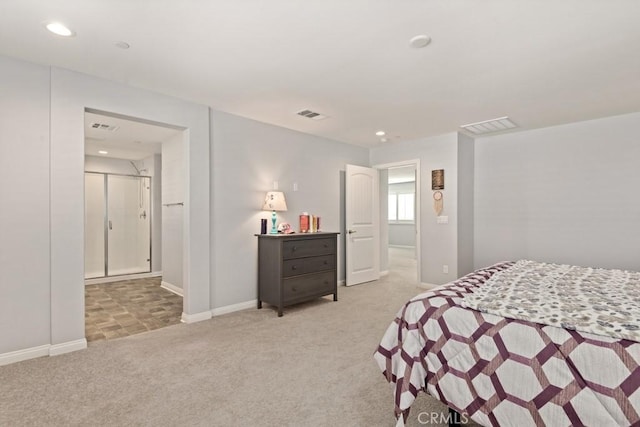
[{"x1": 461, "y1": 259, "x2": 640, "y2": 342}]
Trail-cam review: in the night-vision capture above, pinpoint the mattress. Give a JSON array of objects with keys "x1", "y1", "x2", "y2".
[{"x1": 374, "y1": 262, "x2": 640, "y2": 426}]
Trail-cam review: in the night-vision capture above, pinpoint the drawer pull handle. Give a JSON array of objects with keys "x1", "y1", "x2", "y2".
[
  {"x1": 291, "y1": 246, "x2": 297, "y2": 251},
  {"x1": 292, "y1": 286, "x2": 297, "y2": 291},
  {"x1": 323, "y1": 261, "x2": 328, "y2": 265},
  {"x1": 292, "y1": 266, "x2": 297, "y2": 270}
]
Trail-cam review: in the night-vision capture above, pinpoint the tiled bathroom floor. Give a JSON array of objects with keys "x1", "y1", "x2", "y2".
[{"x1": 85, "y1": 277, "x2": 183, "y2": 342}]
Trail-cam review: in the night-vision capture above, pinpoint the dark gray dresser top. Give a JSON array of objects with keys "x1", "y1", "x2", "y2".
[{"x1": 255, "y1": 232, "x2": 339, "y2": 239}]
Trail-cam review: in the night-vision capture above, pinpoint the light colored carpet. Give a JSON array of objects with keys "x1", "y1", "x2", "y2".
[{"x1": 0, "y1": 254, "x2": 477, "y2": 427}]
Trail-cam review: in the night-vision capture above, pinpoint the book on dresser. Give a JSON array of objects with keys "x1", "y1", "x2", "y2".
[{"x1": 255, "y1": 232, "x2": 339, "y2": 316}]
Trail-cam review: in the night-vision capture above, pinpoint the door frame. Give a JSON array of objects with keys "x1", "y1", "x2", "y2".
[{"x1": 372, "y1": 159, "x2": 421, "y2": 284}]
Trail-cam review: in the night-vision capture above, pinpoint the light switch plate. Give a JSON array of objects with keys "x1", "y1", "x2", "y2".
[{"x1": 437, "y1": 216, "x2": 449, "y2": 224}]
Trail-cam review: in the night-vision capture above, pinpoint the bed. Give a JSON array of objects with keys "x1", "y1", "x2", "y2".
[{"x1": 374, "y1": 261, "x2": 640, "y2": 426}]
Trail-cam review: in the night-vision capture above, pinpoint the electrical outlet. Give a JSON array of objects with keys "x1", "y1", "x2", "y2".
[
  {"x1": 293, "y1": 182, "x2": 298, "y2": 191},
  {"x1": 443, "y1": 265, "x2": 449, "y2": 274}
]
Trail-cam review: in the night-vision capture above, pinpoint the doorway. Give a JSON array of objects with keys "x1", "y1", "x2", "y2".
[
  {"x1": 374, "y1": 160, "x2": 421, "y2": 284},
  {"x1": 83, "y1": 110, "x2": 184, "y2": 341}
]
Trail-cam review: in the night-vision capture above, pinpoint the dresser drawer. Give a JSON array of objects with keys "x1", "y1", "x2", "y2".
[
  {"x1": 282, "y1": 238, "x2": 335, "y2": 260},
  {"x1": 283, "y1": 271, "x2": 335, "y2": 302},
  {"x1": 282, "y1": 255, "x2": 336, "y2": 277}
]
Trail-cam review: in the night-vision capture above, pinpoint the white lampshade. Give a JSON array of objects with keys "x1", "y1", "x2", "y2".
[{"x1": 262, "y1": 191, "x2": 287, "y2": 211}]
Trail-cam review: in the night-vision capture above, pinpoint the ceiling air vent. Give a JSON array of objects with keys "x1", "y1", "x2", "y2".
[
  {"x1": 460, "y1": 116, "x2": 517, "y2": 135},
  {"x1": 296, "y1": 109, "x2": 328, "y2": 121},
  {"x1": 90, "y1": 122, "x2": 120, "y2": 132}
]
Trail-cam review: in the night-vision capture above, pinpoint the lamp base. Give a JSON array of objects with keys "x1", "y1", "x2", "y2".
[{"x1": 270, "y1": 210, "x2": 278, "y2": 234}]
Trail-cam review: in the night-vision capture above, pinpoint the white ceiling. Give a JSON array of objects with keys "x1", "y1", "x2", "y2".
[{"x1": 2, "y1": 1, "x2": 639, "y2": 148}]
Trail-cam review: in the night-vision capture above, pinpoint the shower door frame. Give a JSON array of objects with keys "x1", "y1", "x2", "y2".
[{"x1": 85, "y1": 171, "x2": 153, "y2": 279}]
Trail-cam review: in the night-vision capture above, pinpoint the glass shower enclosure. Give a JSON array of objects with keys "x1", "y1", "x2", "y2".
[{"x1": 85, "y1": 172, "x2": 152, "y2": 279}]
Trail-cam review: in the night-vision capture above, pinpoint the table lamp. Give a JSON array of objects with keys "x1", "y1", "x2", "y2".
[{"x1": 262, "y1": 191, "x2": 287, "y2": 234}]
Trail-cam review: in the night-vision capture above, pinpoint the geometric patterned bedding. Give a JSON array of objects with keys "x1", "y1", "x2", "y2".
[{"x1": 374, "y1": 262, "x2": 640, "y2": 427}]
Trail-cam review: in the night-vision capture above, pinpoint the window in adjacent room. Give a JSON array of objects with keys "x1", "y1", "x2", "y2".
[{"x1": 388, "y1": 192, "x2": 415, "y2": 222}]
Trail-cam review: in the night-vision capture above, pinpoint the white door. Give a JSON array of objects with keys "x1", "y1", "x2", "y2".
[{"x1": 345, "y1": 164, "x2": 380, "y2": 285}]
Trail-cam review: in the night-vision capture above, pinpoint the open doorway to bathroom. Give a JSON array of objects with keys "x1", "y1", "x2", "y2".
[{"x1": 83, "y1": 110, "x2": 184, "y2": 342}]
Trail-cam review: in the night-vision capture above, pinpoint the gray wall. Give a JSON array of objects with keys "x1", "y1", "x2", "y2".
[
  {"x1": 389, "y1": 224, "x2": 416, "y2": 247},
  {"x1": 210, "y1": 110, "x2": 369, "y2": 308},
  {"x1": 0, "y1": 56, "x2": 51, "y2": 354},
  {"x1": 457, "y1": 134, "x2": 474, "y2": 276},
  {"x1": 474, "y1": 112, "x2": 640, "y2": 271}
]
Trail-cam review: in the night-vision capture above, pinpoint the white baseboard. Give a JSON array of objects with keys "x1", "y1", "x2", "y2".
[
  {"x1": 0, "y1": 344, "x2": 50, "y2": 367},
  {"x1": 419, "y1": 282, "x2": 439, "y2": 290},
  {"x1": 211, "y1": 300, "x2": 256, "y2": 316},
  {"x1": 379, "y1": 270, "x2": 389, "y2": 277},
  {"x1": 181, "y1": 311, "x2": 212, "y2": 324},
  {"x1": 50, "y1": 339, "x2": 87, "y2": 356},
  {"x1": 388, "y1": 245, "x2": 416, "y2": 249},
  {"x1": 85, "y1": 271, "x2": 162, "y2": 285},
  {"x1": 0, "y1": 338, "x2": 87, "y2": 367},
  {"x1": 161, "y1": 281, "x2": 184, "y2": 297}
]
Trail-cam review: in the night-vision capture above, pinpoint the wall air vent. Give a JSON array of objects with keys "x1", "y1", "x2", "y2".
[
  {"x1": 460, "y1": 116, "x2": 517, "y2": 135},
  {"x1": 296, "y1": 109, "x2": 328, "y2": 121},
  {"x1": 90, "y1": 122, "x2": 120, "y2": 132}
]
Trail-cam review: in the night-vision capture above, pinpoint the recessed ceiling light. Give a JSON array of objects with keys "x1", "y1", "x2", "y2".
[
  {"x1": 375, "y1": 130, "x2": 386, "y2": 136},
  {"x1": 115, "y1": 41, "x2": 130, "y2": 50},
  {"x1": 98, "y1": 150, "x2": 108, "y2": 155},
  {"x1": 380, "y1": 138, "x2": 389, "y2": 143},
  {"x1": 45, "y1": 22, "x2": 75, "y2": 37},
  {"x1": 409, "y1": 35, "x2": 431, "y2": 49}
]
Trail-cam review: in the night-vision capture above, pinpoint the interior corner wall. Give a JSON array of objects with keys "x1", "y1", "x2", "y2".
[
  {"x1": 161, "y1": 133, "x2": 184, "y2": 290},
  {"x1": 457, "y1": 133, "x2": 474, "y2": 276},
  {"x1": 210, "y1": 110, "x2": 369, "y2": 308},
  {"x1": 379, "y1": 169, "x2": 389, "y2": 272},
  {"x1": 370, "y1": 133, "x2": 460, "y2": 285},
  {"x1": 150, "y1": 154, "x2": 162, "y2": 272},
  {"x1": 0, "y1": 56, "x2": 51, "y2": 354},
  {"x1": 474, "y1": 112, "x2": 640, "y2": 271}
]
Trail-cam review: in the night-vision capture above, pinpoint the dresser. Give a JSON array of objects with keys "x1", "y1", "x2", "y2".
[{"x1": 256, "y1": 232, "x2": 339, "y2": 316}]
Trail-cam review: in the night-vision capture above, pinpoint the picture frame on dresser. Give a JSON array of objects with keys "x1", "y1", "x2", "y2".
[{"x1": 255, "y1": 232, "x2": 339, "y2": 316}]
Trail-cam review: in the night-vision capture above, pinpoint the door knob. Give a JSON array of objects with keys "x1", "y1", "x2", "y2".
[{"x1": 348, "y1": 229, "x2": 356, "y2": 234}]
